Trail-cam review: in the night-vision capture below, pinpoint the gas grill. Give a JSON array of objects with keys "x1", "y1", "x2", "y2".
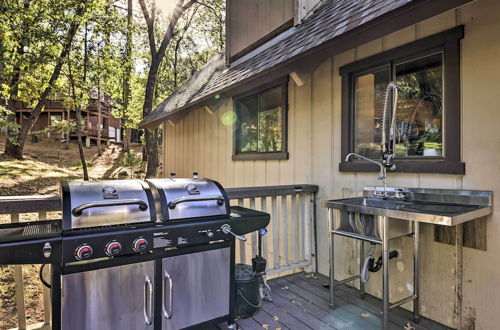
[{"x1": 0, "y1": 177, "x2": 270, "y2": 330}]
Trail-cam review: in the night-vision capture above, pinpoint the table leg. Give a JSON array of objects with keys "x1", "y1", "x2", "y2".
[
  {"x1": 382, "y1": 216, "x2": 389, "y2": 330},
  {"x1": 413, "y1": 221, "x2": 420, "y2": 323},
  {"x1": 360, "y1": 240, "x2": 365, "y2": 298},
  {"x1": 329, "y1": 209, "x2": 336, "y2": 307}
]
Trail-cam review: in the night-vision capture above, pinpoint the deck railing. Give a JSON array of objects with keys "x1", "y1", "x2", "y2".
[{"x1": 0, "y1": 184, "x2": 318, "y2": 330}]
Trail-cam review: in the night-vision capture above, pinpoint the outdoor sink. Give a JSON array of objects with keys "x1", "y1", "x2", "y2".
[{"x1": 322, "y1": 186, "x2": 493, "y2": 243}]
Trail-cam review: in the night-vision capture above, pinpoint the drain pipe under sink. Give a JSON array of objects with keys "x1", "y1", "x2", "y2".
[{"x1": 361, "y1": 244, "x2": 399, "y2": 283}]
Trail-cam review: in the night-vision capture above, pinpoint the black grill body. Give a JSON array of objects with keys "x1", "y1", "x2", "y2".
[{"x1": 0, "y1": 178, "x2": 270, "y2": 330}]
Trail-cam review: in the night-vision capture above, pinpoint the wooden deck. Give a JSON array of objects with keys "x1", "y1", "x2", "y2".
[{"x1": 218, "y1": 272, "x2": 452, "y2": 330}]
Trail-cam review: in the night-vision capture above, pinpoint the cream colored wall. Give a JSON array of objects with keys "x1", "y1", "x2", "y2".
[{"x1": 164, "y1": 0, "x2": 500, "y2": 327}]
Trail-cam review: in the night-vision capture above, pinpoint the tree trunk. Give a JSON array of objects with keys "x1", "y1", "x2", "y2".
[
  {"x1": 97, "y1": 86, "x2": 102, "y2": 155},
  {"x1": 143, "y1": 58, "x2": 161, "y2": 178},
  {"x1": 124, "y1": 127, "x2": 131, "y2": 151},
  {"x1": 122, "y1": 0, "x2": 133, "y2": 152},
  {"x1": 139, "y1": 0, "x2": 197, "y2": 178},
  {"x1": 68, "y1": 48, "x2": 89, "y2": 180},
  {"x1": 75, "y1": 108, "x2": 89, "y2": 180},
  {"x1": 3, "y1": 46, "x2": 24, "y2": 158}
]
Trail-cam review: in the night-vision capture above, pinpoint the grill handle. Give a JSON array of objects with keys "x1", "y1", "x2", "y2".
[
  {"x1": 144, "y1": 276, "x2": 153, "y2": 325},
  {"x1": 167, "y1": 195, "x2": 225, "y2": 209},
  {"x1": 72, "y1": 199, "x2": 148, "y2": 217},
  {"x1": 162, "y1": 270, "x2": 173, "y2": 319}
]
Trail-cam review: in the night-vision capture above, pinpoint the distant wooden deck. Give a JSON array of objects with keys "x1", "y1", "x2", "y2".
[{"x1": 216, "y1": 272, "x2": 452, "y2": 330}]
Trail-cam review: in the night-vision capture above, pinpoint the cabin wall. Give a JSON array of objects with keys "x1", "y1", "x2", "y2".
[{"x1": 163, "y1": 0, "x2": 500, "y2": 327}]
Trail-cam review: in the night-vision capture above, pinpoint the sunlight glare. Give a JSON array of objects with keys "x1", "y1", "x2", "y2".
[{"x1": 155, "y1": 0, "x2": 178, "y2": 16}]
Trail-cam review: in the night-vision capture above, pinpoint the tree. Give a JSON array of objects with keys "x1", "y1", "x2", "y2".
[
  {"x1": 66, "y1": 33, "x2": 90, "y2": 180},
  {"x1": 2, "y1": 0, "x2": 93, "y2": 160},
  {"x1": 121, "y1": 0, "x2": 134, "y2": 152},
  {"x1": 138, "y1": 0, "x2": 197, "y2": 178}
]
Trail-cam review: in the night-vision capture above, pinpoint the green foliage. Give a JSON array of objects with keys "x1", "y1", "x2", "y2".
[
  {"x1": 121, "y1": 149, "x2": 143, "y2": 177},
  {"x1": 1, "y1": 0, "x2": 225, "y2": 154},
  {"x1": 154, "y1": 0, "x2": 225, "y2": 105}
]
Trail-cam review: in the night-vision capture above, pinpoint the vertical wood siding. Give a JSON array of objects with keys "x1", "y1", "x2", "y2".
[
  {"x1": 228, "y1": 0, "x2": 294, "y2": 58},
  {"x1": 163, "y1": 0, "x2": 500, "y2": 327}
]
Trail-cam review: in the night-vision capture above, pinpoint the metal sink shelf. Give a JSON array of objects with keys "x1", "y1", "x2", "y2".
[
  {"x1": 322, "y1": 186, "x2": 493, "y2": 226},
  {"x1": 322, "y1": 186, "x2": 493, "y2": 330},
  {"x1": 322, "y1": 196, "x2": 491, "y2": 226}
]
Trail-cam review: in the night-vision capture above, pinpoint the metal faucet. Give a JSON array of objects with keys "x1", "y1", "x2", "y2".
[
  {"x1": 381, "y1": 82, "x2": 399, "y2": 171},
  {"x1": 344, "y1": 81, "x2": 400, "y2": 197},
  {"x1": 345, "y1": 153, "x2": 388, "y2": 196}
]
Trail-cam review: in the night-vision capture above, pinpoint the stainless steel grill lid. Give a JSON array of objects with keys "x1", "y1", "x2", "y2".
[
  {"x1": 61, "y1": 180, "x2": 155, "y2": 230},
  {"x1": 146, "y1": 178, "x2": 230, "y2": 221}
]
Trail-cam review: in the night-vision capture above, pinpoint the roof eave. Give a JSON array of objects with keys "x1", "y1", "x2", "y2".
[{"x1": 139, "y1": 0, "x2": 472, "y2": 129}]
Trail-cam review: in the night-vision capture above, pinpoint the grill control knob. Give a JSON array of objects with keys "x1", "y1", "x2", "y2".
[
  {"x1": 105, "y1": 241, "x2": 122, "y2": 257},
  {"x1": 133, "y1": 238, "x2": 149, "y2": 253},
  {"x1": 75, "y1": 245, "x2": 93, "y2": 260}
]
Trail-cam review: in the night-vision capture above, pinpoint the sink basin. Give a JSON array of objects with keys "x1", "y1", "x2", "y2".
[{"x1": 322, "y1": 187, "x2": 493, "y2": 227}]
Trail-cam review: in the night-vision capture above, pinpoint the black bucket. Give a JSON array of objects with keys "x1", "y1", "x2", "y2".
[{"x1": 234, "y1": 264, "x2": 261, "y2": 318}]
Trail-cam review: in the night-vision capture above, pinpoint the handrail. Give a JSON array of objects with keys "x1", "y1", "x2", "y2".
[
  {"x1": 0, "y1": 194, "x2": 60, "y2": 214},
  {"x1": 0, "y1": 185, "x2": 319, "y2": 214},
  {"x1": 226, "y1": 184, "x2": 319, "y2": 199}
]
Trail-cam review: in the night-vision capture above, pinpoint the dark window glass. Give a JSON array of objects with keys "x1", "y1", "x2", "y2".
[
  {"x1": 395, "y1": 53, "x2": 443, "y2": 157},
  {"x1": 352, "y1": 54, "x2": 444, "y2": 159},
  {"x1": 236, "y1": 96, "x2": 258, "y2": 152},
  {"x1": 235, "y1": 85, "x2": 285, "y2": 155},
  {"x1": 258, "y1": 87, "x2": 282, "y2": 152},
  {"x1": 354, "y1": 66, "x2": 390, "y2": 158}
]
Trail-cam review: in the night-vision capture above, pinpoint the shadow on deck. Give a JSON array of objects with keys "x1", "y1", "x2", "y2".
[{"x1": 215, "y1": 272, "x2": 452, "y2": 330}]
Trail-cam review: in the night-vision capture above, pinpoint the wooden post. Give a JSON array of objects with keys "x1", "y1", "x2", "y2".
[
  {"x1": 249, "y1": 198, "x2": 257, "y2": 256},
  {"x1": 271, "y1": 196, "x2": 279, "y2": 269},
  {"x1": 39, "y1": 211, "x2": 52, "y2": 327},
  {"x1": 280, "y1": 195, "x2": 288, "y2": 266},
  {"x1": 237, "y1": 199, "x2": 246, "y2": 263},
  {"x1": 11, "y1": 213, "x2": 26, "y2": 330}
]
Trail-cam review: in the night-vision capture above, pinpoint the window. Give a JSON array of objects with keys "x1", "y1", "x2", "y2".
[
  {"x1": 340, "y1": 26, "x2": 464, "y2": 174},
  {"x1": 233, "y1": 79, "x2": 288, "y2": 160}
]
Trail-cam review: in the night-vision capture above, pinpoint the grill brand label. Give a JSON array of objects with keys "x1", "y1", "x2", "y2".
[
  {"x1": 185, "y1": 183, "x2": 200, "y2": 195},
  {"x1": 102, "y1": 186, "x2": 119, "y2": 199}
]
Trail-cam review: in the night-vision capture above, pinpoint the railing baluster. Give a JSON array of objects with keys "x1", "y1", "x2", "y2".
[
  {"x1": 260, "y1": 197, "x2": 268, "y2": 260},
  {"x1": 237, "y1": 198, "x2": 246, "y2": 263},
  {"x1": 249, "y1": 198, "x2": 257, "y2": 257},
  {"x1": 280, "y1": 195, "x2": 288, "y2": 267},
  {"x1": 11, "y1": 213, "x2": 27, "y2": 330},
  {"x1": 291, "y1": 195, "x2": 299, "y2": 264},
  {"x1": 39, "y1": 211, "x2": 52, "y2": 327},
  {"x1": 304, "y1": 194, "x2": 314, "y2": 272},
  {"x1": 271, "y1": 196, "x2": 279, "y2": 270}
]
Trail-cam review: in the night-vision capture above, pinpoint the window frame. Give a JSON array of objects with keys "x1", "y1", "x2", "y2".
[
  {"x1": 339, "y1": 26, "x2": 465, "y2": 174},
  {"x1": 232, "y1": 77, "x2": 289, "y2": 161}
]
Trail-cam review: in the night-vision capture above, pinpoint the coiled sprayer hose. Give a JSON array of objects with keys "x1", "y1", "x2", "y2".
[{"x1": 361, "y1": 244, "x2": 376, "y2": 283}]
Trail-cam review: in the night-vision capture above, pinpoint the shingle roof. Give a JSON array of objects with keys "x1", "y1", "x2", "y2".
[{"x1": 139, "y1": 0, "x2": 429, "y2": 128}]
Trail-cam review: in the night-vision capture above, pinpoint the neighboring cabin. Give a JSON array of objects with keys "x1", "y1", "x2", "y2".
[
  {"x1": 6, "y1": 95, "x2": 122, "y2": 145},
  {"x1": 140, "y1": 0, "x2": 500, "y2": 328}
]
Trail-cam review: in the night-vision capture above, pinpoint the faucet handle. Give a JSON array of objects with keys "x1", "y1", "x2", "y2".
[{"x1": 394, "y1": 188, "x2": 406, "y2": 199}]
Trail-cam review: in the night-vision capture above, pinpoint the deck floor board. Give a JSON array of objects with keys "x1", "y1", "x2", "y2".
[{"x1": 226, "y1": 272, "x2": 452, "y2": 330}]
